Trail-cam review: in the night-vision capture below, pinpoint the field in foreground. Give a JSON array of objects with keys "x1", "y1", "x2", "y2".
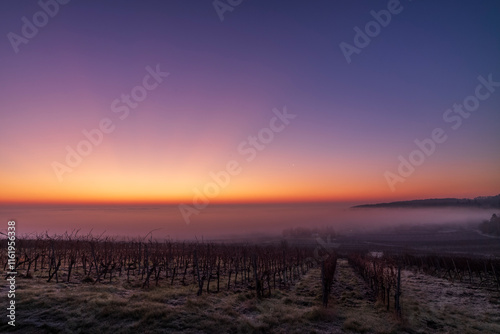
[{"x1": 2, "y1": 258, "x2": 499, "y2": 333}]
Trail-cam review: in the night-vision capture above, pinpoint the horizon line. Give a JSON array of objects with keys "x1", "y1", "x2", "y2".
[{"x1": 2, "y1": 192, "x2": 498, "y2": 207}]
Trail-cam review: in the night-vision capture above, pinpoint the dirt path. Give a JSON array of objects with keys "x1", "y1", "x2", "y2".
[
  {"x1": 329, "y1": 259, "x2": 404, "y2": 333},
  {"x1": 234, "y1": 259, "x2": 405, "y2": 333}
]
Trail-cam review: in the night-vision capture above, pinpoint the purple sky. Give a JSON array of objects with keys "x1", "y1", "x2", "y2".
[{"x1": 0, "y1": 0, "x2": 499, "y2": 205}]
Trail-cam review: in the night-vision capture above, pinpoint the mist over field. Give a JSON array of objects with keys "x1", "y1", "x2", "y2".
[{"x1": 0, "y1": 203, "x2": 494, "y2": 240}]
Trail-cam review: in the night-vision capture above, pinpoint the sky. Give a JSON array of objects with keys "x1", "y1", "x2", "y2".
[{"x1": 1, "y1": 0, "x2": 499, "y2": 206}]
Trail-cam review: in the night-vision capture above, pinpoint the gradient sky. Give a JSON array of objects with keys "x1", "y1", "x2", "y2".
[{"x1": 1, "y1": 0, "x2": 499, "y2": 205}]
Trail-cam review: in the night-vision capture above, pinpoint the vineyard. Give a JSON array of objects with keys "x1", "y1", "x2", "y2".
[
  {"x1": 1, "y1": 234, "x2": 500, "y2": 333},
  {"x1": 396, "y1": 253, "x2": 500, "y2": 289},
  {"x1": 2, "y1": 234, "x2": 319, "y2": 297},
  {"x1": 347, "y1": 253, "x2": 401, "y2": 315}
]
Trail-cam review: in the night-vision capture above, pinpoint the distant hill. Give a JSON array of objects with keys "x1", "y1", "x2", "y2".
[{"x1": 352, "y1": 194, "x2": 500, "y2": 209}]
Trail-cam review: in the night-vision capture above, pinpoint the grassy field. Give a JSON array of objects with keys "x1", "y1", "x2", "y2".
[{"x1": 2, "y1": 258, "x2": 499, "y2": 333}]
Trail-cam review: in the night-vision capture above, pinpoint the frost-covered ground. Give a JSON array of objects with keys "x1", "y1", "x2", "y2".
[{"x1": 1, "y1": 259, "x2": 498, "y2": 333}]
